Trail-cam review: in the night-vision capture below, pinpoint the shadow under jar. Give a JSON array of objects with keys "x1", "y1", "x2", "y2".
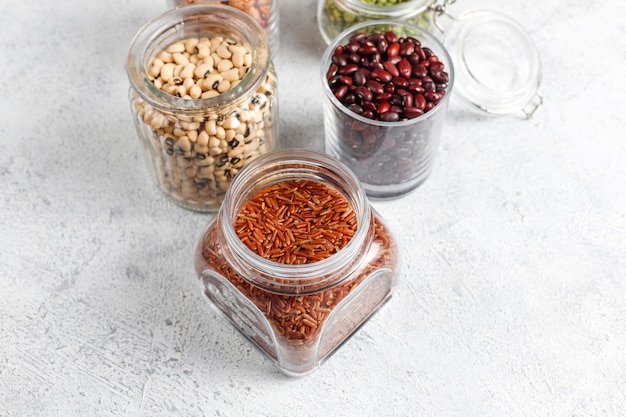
[
  {"x1": 127, "y1": 5, "x2": 278, "y2": 212},
  {"x1": 194, "y1": 149, "x2": 400, "y2": 376},
  {"x1": 321, "y1": 20, "x2": 454, "y2": 199}
]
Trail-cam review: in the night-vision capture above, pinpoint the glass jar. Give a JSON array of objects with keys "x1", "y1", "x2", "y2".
[
  {"x1": 320, "y1": 20, "x2": 454, "y2": 199},
  {"x1": 194, "y1": 149, "x2": 400, "y2": 376},
  {"x1": 317, "y1": 0, "x2": 436, "y2": 44},
  {"x1": 127, "y1": 5, "x2": 278, "y2": 212},
  {"x1": 166, "y1": 0, "x2": 279, "y2": 57}
]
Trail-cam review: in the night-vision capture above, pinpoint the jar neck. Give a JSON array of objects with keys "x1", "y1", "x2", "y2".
[
  {"x1": 127, "y1": 4, "x2": 270, "y2": 114},
  {"x1": 218, "y1": 149, "x2": 373, "y2": 295},
  {"x1": 335, "y1": 0, "x2": 432, "y2": 19}
]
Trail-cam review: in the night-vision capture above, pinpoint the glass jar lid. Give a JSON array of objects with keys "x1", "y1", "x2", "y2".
[{"x1": 438, "y1": 9, "x2": 542, "y2": 118}]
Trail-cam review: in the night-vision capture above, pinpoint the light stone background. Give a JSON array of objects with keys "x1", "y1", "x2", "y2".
[{"x1": 1, "y1": 0, "x2": 625, "y2": 416}]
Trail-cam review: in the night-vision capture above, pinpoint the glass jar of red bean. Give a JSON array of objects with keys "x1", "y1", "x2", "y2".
[
  {"x1": 166, "y1": 0, "x2": 279, "y2": 57},
  {"x1": 194, "y1": 149, "x2": 400, "y2": 376},
  {"x1": 321, "y1": 20, "x2": 454, "y2": 199},
  {"x1": 127, "y1": 5, "x2": 278, "y2": 212},
  {"x1": 317, "y1": 0, "x2": 435, "y2": 44}
]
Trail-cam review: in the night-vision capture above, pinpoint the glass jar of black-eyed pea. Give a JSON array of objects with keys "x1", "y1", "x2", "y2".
[
  {"x1": 127, "y1": 5, "x2": 278, "y2": 212},
  {"x1": 317, "y1": 0, "x2": 438, "y2": 44}
]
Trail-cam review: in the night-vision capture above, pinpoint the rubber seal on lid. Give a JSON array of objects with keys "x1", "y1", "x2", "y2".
[{"x1": 441, "y1": 9, "x2": 542, "y2": 118}]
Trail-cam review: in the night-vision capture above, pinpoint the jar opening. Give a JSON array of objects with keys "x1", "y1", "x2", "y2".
[
  {"x1": 220, "y1": 150, "x2": 373, "y2": 295},
  {"x1": 127, "y1": 4, "x2": 270, "y2": 114}
]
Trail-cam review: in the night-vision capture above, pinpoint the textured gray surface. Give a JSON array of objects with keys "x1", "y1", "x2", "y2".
[{"x1": 1, "y1": 0, "x2": 625, "y2": 416}]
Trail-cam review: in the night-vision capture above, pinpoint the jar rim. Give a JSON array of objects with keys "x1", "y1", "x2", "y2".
[
  {"x1": 320, "y1": 19, "x2": 455, "y2": 127},
  {"x1": 219, "y1": 149, "x2": 373, "y2": 295},
  {"x1": 126, "y1": 4, "x2": 270, "y2": 114},
  {"x1": 333, "y1": 0, "x2": 433, "y2": 18}
]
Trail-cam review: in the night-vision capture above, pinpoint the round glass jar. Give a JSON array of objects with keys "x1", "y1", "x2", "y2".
[
  {"x1": 317, "y1": 0, "x2": 435, "y2": 44},
  {"x1": 194, "y1": 149, "x2": 400, "y2": 376},
  {"x1": 321, "y1": 20, "x2": 454, "y2": 199},
  {"x1": 166, "y1": 0, "x2": 279, "y2": 57},
  {"x1": 127, "y1": 5, "x2": 278, "y2": 212}
]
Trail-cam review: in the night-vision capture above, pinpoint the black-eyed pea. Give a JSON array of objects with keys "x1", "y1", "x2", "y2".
[
  {"x1": 182, "y1": 77, "x2": 195, "y2": 92},
  {"x1": 184, "y1": 37, "x2": 199, "y2": 54},
  {"x1": 238, "y1": 109, "x2": 252, "y2": 122},
  {"x1": 225, "y1": 129, "x2": 237, "y2": 142},
  {"x1": 244, "y1": 53, "x2": 252, "y2": 67},
  {"x1": 175, "y1": 85, "x2": 187, "y2": 97},
  {"x1": 189, "y1": 55, "x2": 200, "y2": 65},
  {"x1": 180, "y1": 63, "x2": 196, "y2": 80},
  {"x1": 216, "y1": 126, "x2": 226, "y2": 140},
  {"x1": 209, "y1": 136, "x2": 221, "y2": 149},
  {"x1": 177, "y1": 136, "x2": 192, "y2": 153},
  {"x1": 194, "y1": 63, "x2": 213, "y2": 79},
  {"x1": 198, "y1": 165, "x2": 215, "y2": 179},
  {"x1": 209, "y1": 146, "x2": 222, "y2": 156},
  {"x1": 222, "y1": 116, "x2": 240, "y2": 130},
  {"x1": 217, "y1": 80, "x2": 231, "y2": 93},
  {"x1": 173, "y1": 128, "x2": 186, "y2": 138},
  {"x1": 187, "y1": 130, "x2": 198, "y2": 143},
  {"x1": 160, "y1": 63, "x2": 176, "y2": 82},
  {"x1": 195, "y1": 155, "x2": 213, "y2": 167},
  {"x1": 185, "y1": 165, "x2": 198, "y2": 178},
  {"x1": 210, "y1": 36, "x2": 224, "y2": 47},
  {"x1": 238, "y1": 68, "x2": 247, "y2": 79},
  {"x1": 201, "y1": 90, "x2": 220, "y2": 99},
  {"x1": 204, "y1": 121, "x2": 217, "y2": 137},
  {"x1": 221, "y1": 68, "x2": 240, "y2": 82},
  {"x1": 205, "y1": 74, "x2": 223, "y2": 91},
  {"x1": 153, "y1": 79, "x2": 163, "y2": 89},
  {"x1": 197, "y1": 131, "x2": 209, "y2": 147},
  {"x1": 197, "y1": 44, "x2": 211, "y2": 58},
  {"x1": 189, "y1": 84, "x2": 202, "y2": 99},
  {"x1": 176, "y1": 156, "x2": 194, "y2": 168},
  {"x1": 167, "y1": 42, "x2": 185, "y2": 54},
  {"x1": 211, "y1": 52, "x2": 222, "y2": 66},
  {"x1": 195, "y1": 144, "x2": 209, "y2": 155},
  {"x1": 158, "y1": 50, "x2": 174, "y2": 63},
  {"x1": 217, "y1": 59, "x2": 234, "y2": 73},
  {"x1": 232, "y1": 52, "x2": 244, "y2": 68},
  {"x1": 173, "y1": 52, "x2": 189, "y2": 66},
  {"x1": 216, "y1": 44, "x2": 232, "y2": 59}
]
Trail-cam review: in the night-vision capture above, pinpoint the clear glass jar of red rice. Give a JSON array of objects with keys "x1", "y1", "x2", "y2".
[{"x1": 194, "y1": 149, "x2": 400, "y2": 376}]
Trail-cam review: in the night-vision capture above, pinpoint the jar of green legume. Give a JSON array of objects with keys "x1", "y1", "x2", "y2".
[{"x1": 317, "y1": 0, "x2": 436, "y2": 44}]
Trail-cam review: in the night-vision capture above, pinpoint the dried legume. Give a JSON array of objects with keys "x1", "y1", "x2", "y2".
[
  {"x1": 131, "y1": 34, "x2": 276, "y2": 211},
  {"x1": 318, "y1": 0, "x2": 433, "y2": 44},
  {"x1": 327, "y1": 30, "x2": 449, "y2": 121}
]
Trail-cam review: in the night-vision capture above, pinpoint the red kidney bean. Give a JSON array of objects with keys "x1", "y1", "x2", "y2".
[
  {"x1": 355, "y1": 86, "x2": 373, "y2": 102},
  {"x1": 392, "y1": 76, "x2": 409, "y2": 89},
  {"x1": 345, "y1": 42, "x2": 360, "y2": 53},
  {"x1": 404, "y1": 107, "x2": 424, "y2": 119},
  {"x1": 414, "y1": 93, "x2": 426, "y2": 110},
  {"x1": 377, "y1": 101, "x2": 391, "y2": 114},
  {"x1": 327, "y1": 64, "x2": 338, "y2": 80},
  {"x1": 366, "y1": 80, "x2": 384, "y2": 95},
  {"x1": 399, "y1": 42, "x2": 415, "y2": 56},
  {"x1": 363, "y1": 101, "x2": 377, "y2": 112},
  {"x1": 384, "y1": 31, "x2": 398, "y2": 43},
  {"x1": 326, "y1": 30, "x2": 449, "y2": 123},
  {"x1": 371, "y1": 68, "x2": 392, "y2": 83},
  {"x1": 381, "y1": 111, "x2": 400, "y2": 122},
  {"x1": 338, "y1": 63, "x2": 359, "y2": 75},
  {"x1": 387, "y1": 42, "x2": 400, "y2": 58},
  {"x1": 334, "y1": 84, "x2": 349, "y2": 100},
  {"x1": 383, "y1": 61, "x2": 399, "y2": 77},
  {"x1": 339, "y1": 76, "x2": 353, "y2": 86},
  {"x1": 353, "y1": 68, "x2": 368, "y2": 86},
  {"x1": 398, "y1": 59, "x2": 412, "y2": 79},
  {"x1": 359, "y1": 44, "x2": 378, "y2": 56},
  {"x1": 412, "y1": 64, "x2": 427, "y2": 79}
]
